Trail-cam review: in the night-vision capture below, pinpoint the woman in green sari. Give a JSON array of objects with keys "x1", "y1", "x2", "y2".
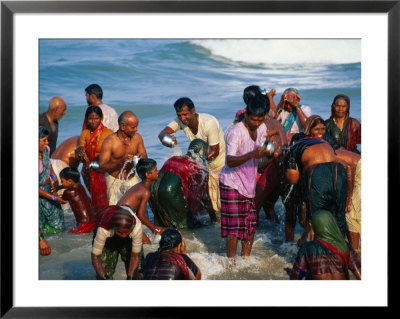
[
  {"x1": 291, "y1": 210, "x2": 361, "y2": 280},
  {"x1": 39, "y1": 126, "x2": 66, "y2": 233}
]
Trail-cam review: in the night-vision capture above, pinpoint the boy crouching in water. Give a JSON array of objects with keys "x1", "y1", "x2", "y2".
[
  {"x1": 118, "y1": 158, "x2": 163, "y2": 239},
  {"x1": 59, "y1": 166, "x2": 96, "y2": 234}
]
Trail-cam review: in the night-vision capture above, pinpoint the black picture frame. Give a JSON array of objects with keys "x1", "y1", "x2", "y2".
[{"x1": 1, "y1": 1, "x2": 395, "y2": 317}]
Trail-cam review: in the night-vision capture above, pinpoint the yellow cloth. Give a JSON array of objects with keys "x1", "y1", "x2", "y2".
[
  {"x1": 346, "y1": 159, "x2": 361, "y2": 234},
  {"x1": 208, "y1": 167, "x2": 221, "y2": 212},
  {"x1": 168, "y1": 113, "x2": 225, "y2": 211},
  {"x1": 105, "y1": 173, "x2": 140, "y2": 205}
]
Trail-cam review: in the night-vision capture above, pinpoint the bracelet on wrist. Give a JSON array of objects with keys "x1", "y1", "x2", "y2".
[
  {"x1": 101, "y1": 274, "x2": 109, "y2": 280},
  {"x1": 296, "y1": 105, "x2": 301, "y2": 110},
  {"x1": 50, "y1": 173, "x2": 57, "y2": 180},
  {"x1": 39, "y1": 235, "x2": 45, "y2": 241},
  {"x1": 51, "y1": 195, "x2": 57, "y2": 201},
  {"x1": 276, "y1": 108, "x2": 282, "y2": 114}
]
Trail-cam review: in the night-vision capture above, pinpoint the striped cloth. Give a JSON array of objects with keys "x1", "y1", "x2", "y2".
[{"x1": 220, "y1": 182, "x2": 257, "y2": 241}]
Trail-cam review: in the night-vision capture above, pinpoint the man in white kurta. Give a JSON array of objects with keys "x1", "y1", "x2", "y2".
[{"x1": 158, "y1": 97, "x2": 225, "y2": 213}]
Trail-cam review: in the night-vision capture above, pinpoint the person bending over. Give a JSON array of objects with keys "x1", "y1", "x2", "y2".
[
  {"x1": 291, "y1": 210, "x2": 361, "y2": 280},
  {"x1": 142, "y1": 228, "x2": 201, "y2": 280},
  {"x1": 91, "y1": 205, "x2": 143, "y2": 280}
]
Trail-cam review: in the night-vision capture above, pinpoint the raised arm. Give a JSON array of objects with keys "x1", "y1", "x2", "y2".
[
  {"x1": 227, "y1": 147, "x2": 266, "y2": 168},
  {"x1": 158, "y1": 126, "x2": 177, "y2": 145}
]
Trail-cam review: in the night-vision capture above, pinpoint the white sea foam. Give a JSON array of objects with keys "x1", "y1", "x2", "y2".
[{"x1": 191, "y1": 39, "x2": 361, "y2": 65}]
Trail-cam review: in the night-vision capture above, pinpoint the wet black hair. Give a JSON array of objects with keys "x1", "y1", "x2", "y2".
[
  {"x1": 173, "y1": 97, "x2": 195, "y2": 112},
  {"x1": 289, "y1": 132, "x2": 307, "y2": 146},
  {"x1": 39, "y1": 126, "x2": 49, "y2": 139},
  {"x1": 246, "y1": 93, "x2": 269, "y2": 117},
  {"x1": 243, "y1": 85, "x2": 262, "y2": 105},
  {"x1": 158, "y1": 228, "x2": 182, "y2": 251},
  {"x1": 136, "y1": 158, "x2": 157, "y2": 180},
  {"x1": 85, "y1": 84, "x2": 103, "y2": 100},
  {"x1": 84, "y1": 105, "x2": 103, "y2": 120},
  {"x1": 60, "y1": 166, "x2": 81, "y2": 183}
]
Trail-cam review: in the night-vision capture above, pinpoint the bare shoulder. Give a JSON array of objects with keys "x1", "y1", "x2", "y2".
[
  {"x1": 134, "y1": 132, "x2": 144, "y2": 142},
  {"x1": 101, "y1": 133, "x2": 120, "y2": 152}
]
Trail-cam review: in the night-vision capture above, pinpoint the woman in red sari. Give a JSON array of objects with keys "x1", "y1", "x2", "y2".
[{"x1": 77, "y1": 106, "x2": 113, "y2": 213}]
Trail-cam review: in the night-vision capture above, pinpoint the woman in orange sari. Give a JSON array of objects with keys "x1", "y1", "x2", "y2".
[{"x1": 77, "y1": 106, "x2": 113, "y2": 213}]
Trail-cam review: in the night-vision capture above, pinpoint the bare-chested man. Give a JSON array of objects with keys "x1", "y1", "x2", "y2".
[
  {"x1": 98, "y1": 111, "x2": 147, "y2": 205},
  {"x1": 118, "y1": 158, "x2": 161, "y2": 244},
  {"x1": 283, "y1": 136, "x2": 355, "y2": 245}
]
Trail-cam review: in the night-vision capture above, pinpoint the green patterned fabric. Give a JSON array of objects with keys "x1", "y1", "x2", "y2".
[
  {"x1": 39, "y1": 146, "x2": 65, "y2": 233},
  {"x1": 312, "y1": 210, "x2": 347, "y2": 254}
]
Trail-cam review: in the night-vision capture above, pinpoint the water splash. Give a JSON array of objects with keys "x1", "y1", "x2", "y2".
[{"x1": 282, "y1": 184, "x2": 294, "y2": 205}]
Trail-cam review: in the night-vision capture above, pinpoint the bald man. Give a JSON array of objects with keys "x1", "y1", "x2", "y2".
[
  {"x1": 98, "y1": 111, "x2": 147, "y2": 205},
  {"x1": 39, "y1": 96, "x2": 67, "y2": 156}
]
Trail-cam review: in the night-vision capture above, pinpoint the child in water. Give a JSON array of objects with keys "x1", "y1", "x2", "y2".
[
  {"x1": 117, "y1": 158, "x2": 163, "y2": 239},
  {"x1": 59, "y1": 166, "x2": 96, "y2": 234}
]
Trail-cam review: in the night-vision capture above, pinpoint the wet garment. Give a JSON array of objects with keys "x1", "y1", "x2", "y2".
[
  {"x1": 92, "y1": 205, "x2": 142, "y2": 255},
  {"x1": 325, "y1": 117, "x2": 361, "y2": 153},
  {"x1": 291, "y1": 240, "x2": 361, "y2": 280},
  {"x1": 219, "y1": 121, "x2": 267, "y2": 198},
  {"x1": 283, "y1": 137, "x2": 329, "y2": 173},
  {"x1": 39, "y1": 146, "x2": 65, "y2": 233},
  {"x1": 220, "y1": 182, "x2": 257, "y2": 241},
  {"x1": 80, "y1": 123, "x2": 113, "y2": 211},
  {"x1": 105, "y1": 173, "x2": 140, "y2": 205},
  {"x1": 149, "y1": 156, "x2": 209, "y2": 229},
  {"x1": 304, "y1": 162, "x2": 348, "y2": 237},
  {"x1": 68, "y1": 221, "x2": 95, "y2": 234},
  {"x1": 62, "y1": 183, "x2": 95, "y2": 224},
  {"x1": 92, "y1": 205, "x2": 143, "y2": 278},
  {"x1": 278, "y1": 105, "x2": 312, "y2": 137},
  {"x1": 291, "y1": 210, "x2": 361, "y2": 280},
  {"x1": 142, "y1": 251, "x2": 199, "y2": 280},
  {"x1": 168, "y1": 113, "x2": 226, "y2": 210},
  {"x1": 95, "y1": 231, "x2": 134, "y2": 278},
  {"x1": 346, "y1": 159, "x2": 361, "y2": 234},
  {"x1": 208, "y1": 166, "x2": 222, "y2": 212}
]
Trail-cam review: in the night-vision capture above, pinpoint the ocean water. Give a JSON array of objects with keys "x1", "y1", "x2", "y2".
[{"x1": 39, "y1": 39, "x2": 361, "y2": 280}]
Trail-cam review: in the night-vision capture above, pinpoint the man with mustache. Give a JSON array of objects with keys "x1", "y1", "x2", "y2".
[
  {"x1": 158, "y1": 97, "x2": 225, "y2": 217},
  {"x1": 98, "y1": 111, "x2": 147, "y2": 205}
]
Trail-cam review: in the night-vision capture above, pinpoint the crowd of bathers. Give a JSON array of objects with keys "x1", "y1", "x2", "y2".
[{"x1": 39, "y1": 83, "x2": 361, "y2": 280}]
